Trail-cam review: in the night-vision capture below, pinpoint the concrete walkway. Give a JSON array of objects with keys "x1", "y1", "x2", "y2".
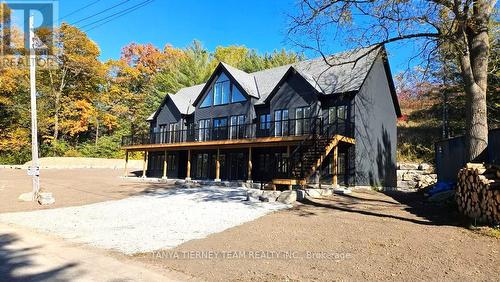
[{"x1": 0, "y1": 223, "x2": 190, "y2": 281}]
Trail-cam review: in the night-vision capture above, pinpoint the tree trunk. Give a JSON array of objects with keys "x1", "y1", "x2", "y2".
[
  {"x1": 53, "y1": 91, "x2": 61, "y2": 140},
  {"x1": 95, "y1": 116, "x2": 99, "y2": 146},
  {"x1": 460, "y1": 0, "x2": 491, "y2": 162},
  {"x1": 464, "y1": 81, "x2": 488, "y2": 162}
]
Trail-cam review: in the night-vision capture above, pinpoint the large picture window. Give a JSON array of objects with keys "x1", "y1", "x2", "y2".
[{"x1": 201, "y1": 72, "x2": 247, "y2": 107}]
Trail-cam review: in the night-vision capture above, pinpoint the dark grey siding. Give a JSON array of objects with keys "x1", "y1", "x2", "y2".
[
  {"x1": 354, "y1": 56, "x2": 397, "y2": 187},
  {"x1": 270, "y1": 72, "x2": 319, "y2": 122},
  {"x1": 152, "y1": 98, "x2": 182, "y2": 132}
]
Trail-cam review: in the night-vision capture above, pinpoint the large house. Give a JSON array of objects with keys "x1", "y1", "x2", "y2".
[{"x1": 122, "y1": 46, "x2": 401, "y2": 189}]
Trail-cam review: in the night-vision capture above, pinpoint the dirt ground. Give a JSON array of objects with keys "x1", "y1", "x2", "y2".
[
  {"x1": 1, "y1": 168, "x2": 499, "y2": 281},
  {"x1": 0, "y1": 168, "x2": 167, "y2": 213},
  {"x1": 135, "y1": 191, "x2": 500, "y2": 281}
]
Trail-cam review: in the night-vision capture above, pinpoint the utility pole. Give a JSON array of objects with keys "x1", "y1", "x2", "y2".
[{"x1": 29, "y1": 14, "x2": 40, "y2": 200}]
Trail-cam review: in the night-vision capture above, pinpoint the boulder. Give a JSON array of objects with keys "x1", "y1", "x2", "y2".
[
  {"x1": 261, "y1": 190, "x2": 281, "y2": 201},
  {"x1": 277, "y1": 190, "x2": 297, "y2": 204},
  {"x1": 18, "y1": 192, "x2": 34, "y2": 202},
  {"x1": 37, "y1": 192, "x2": 55, "y2": 205},
  {"x1": 306, "y1": 189, "x2": 322, "y2": 198},
  {"x1": 247, "y1": 189, "x2": 263, "y2": 200},
  {"x1": 397, "y1": 180, "x2": 417, "y2": 190},
  {"x1": 333, "y1": 188, "x2": 352, "y2": 195},
  {"x1": 418, "y1": 163, "x2": 432, "y2": 171},
  {"x1": 258, "y1": 195, "x2": 270, "y2": 202},
  {"x1": 398, "y1": 163, "x2": 419, "y2": 170}
]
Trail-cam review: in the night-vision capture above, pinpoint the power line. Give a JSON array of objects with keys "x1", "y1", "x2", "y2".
[
  {"x1": 80, "y1": 0, "x2": 153, "y2": 30},
  {"x1": 71, "y1": 0, "x2": 131, "y2": 25},
  {"x1": 59, "y1": 0, "x2": 103, "y2": 21},
  {"x1": 83, "y1": 0, "x2": 155, "y2": 32}
]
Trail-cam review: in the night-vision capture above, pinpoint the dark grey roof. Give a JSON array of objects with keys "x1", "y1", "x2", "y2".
[{"x1": 148, "y1": 46, "x2": 383, "y2": 119}]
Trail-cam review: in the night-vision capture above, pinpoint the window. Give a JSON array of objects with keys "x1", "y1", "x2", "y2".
[
  {"x1": 337, "y1": 105, "x2": 347, "y2": 120},
  {"x1": 168, "y1": 123, "x2": 178, "y2": 143},
  {"x1": 295, "y1": 106, "x2": 310, "y2": 135},
  {"x1": 329, "y1": 105, "x2": 347, "y2": 123},
  {"x1": 213, "y1": 117, "x2": 228, "y2": 140},
  {"x1": 167, "y1": 154, "x2": 176, "y2": 172},
  {"x1": 198, "y1": 119, "x2": 210, "y2": 141},
  {"x1": 274, "y1": 109, "x2": 289, "y2": 136},
  {"x1": 230, "y1": 115, "x2": 246, "y2": 139},
  {"x1": 200, "y1": 72, "x2": 247, "y2": 107},
  {"x1": 159, "y1": 124, "x2": 168, "y2": 143},
  {"x1": 200, "y1": 90, "x2": 212, "y2": 108},
  {"x1": 214, "y1": 73, "x2": 230, "y2": 105},
  {"x1": 231, "y1": 85, "x2": 246, "y2": 103},
  {"x1": 259, "y1": 114, "x2": 271, "y2": 130}
]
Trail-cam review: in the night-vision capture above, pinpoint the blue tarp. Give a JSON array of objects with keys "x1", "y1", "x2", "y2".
[{"x1": 427, "y1": 181, "x2": 455, "y2": 196}]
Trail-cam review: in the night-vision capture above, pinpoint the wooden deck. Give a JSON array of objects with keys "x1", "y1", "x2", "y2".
[{"x1": 122, "y1": 135, "x2": 355, "y2": 152}]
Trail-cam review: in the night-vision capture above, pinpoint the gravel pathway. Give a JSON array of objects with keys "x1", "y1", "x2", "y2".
[{"x1": 0, "y1": 186, "x2": 289, "y2": 254}]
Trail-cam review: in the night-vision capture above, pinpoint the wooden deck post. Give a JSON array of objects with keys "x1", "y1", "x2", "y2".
[
  {"x1": 185, "y1": 149, "x2": 191, "y2": 181},
  {"x1": 332, "y1": 146, "x2": 338, "y2": 188},
  {"x1": 162, "y1": 150, "x2": 168, "y2": 179},
  {"x1": 286, "y1": 146, "x2": 292, "y2": 190},
  {"x1": 247, "y1": 147, "x2": 252, "y2": 183},
  {"x1": 142, "y1": 151, "x2": 148, "y2": 178},
  {"x1": 215, "y1": 149, "x2": 221, "y2": 182},
  {"x1": 124, "y1": 150, "x2": 129, "y2": 177}
]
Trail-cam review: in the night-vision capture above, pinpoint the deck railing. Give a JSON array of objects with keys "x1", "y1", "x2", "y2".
[{"x1": 121, "y1": 117, "x2": 353, "y2": 147}]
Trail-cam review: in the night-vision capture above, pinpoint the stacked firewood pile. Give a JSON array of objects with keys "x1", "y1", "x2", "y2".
[{"x1": 456, "y1": 163, "x2": 500, "y2": 224}]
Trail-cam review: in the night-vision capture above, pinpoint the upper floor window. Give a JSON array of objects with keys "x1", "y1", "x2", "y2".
[
  {"x1": 200, "y1": 73, "x2": 247, "y2": 108},
  {"x1": 328, "y1": 105, "x2": 348, "y2": 123}
]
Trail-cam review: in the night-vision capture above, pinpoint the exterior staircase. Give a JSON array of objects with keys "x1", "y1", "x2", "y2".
[{"x1": 270, "y1": 119, "x2": 355, "y2": 189}]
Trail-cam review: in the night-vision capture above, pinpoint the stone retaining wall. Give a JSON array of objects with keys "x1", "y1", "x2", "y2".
[{"x1": 397, "y1": 163, "x2": 437, "y2": 191}]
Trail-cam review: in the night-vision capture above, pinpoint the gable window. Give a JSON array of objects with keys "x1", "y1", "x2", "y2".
[
  {"x1": 201, "y1": 72, "x2": 247, "y2": 107},
  {"x1": 231, "y1": 85, "x2": 246, "y2": 103},
  {"x1": 214, "y1": 73, "x2": 230, "y2": 105},
  {"x1": 200, "y1": 90, "x2": 212, "y2": 108}
]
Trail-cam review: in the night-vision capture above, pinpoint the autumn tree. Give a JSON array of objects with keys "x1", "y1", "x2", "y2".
[{"x1": 288, "y1": 0, "x2": 497, "y2": 162}]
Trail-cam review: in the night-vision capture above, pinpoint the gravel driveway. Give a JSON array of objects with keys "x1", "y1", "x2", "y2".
[{"x1": 0, "y1": 186, "x2": 289, "y2": 254}]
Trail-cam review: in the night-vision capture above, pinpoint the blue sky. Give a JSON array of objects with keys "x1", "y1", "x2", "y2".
[{"x1": 50, "y1": 0, "x2": 415, "y2": 74}]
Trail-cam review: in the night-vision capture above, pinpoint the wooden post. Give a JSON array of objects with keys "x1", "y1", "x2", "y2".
[
  {"x1": 142, "y1": 151, "x2": 148, "y2": 178},
  {"x1": 124, "y1": 150, "x2": 129, "y2": 177},
  {"x1": 247, "y1": 147, "x2": 252, "y2": 183},
  {"x1": 186, "y1": 149, "x2": 191, "y2": 181},
  {"x1": 287, "y1": 146, "x2": 292, "y2": 190},
  {"x1": 162, "y1": 150, "x2": 168, "y2": 179},
  {"x1": 332, "y1": 146, "x2": 338, "y2": 188},
  {"x1": 215, "y1": 149, "x2": 221, "y2": 182}
]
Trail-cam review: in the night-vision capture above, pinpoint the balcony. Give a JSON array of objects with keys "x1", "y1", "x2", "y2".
[{"x1": 121, "y1": 117, "x2": 353, "y2": 149}]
